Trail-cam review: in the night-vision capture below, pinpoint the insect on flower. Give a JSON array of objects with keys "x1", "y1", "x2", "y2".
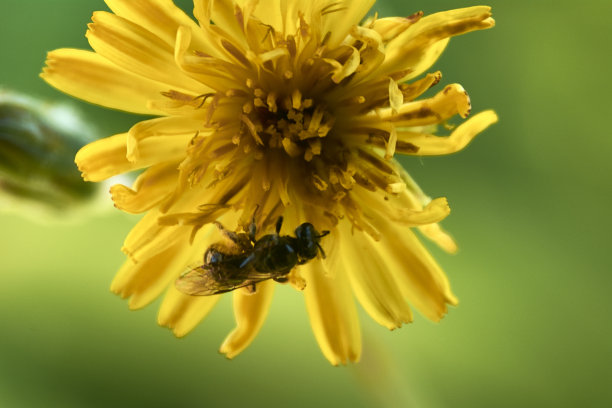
[
  {"x1": 176, "y1": 213, "x2": 329, "y2": 296},
  {"x1": 41, "y1": 0, "x2": 498, "y2": 364}
]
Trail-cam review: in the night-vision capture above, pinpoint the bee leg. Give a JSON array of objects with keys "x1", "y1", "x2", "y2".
[
  {"x1": 213, "y1": 221, "x2": 243, "y2": 245},
  {"x1": 316, "y1": 242, "x2": 326, "y2": 259},
  {"x1": 273, "y1": 276, "x2": 289, "y2": 283},
  {"x1": 275, "y1": 216, "x2": 284, "y2": 235}
]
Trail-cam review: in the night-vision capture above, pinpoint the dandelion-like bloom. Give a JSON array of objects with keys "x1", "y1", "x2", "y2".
[{"x1": 41, "y1": 0, "x2": 496, "y2": 364}]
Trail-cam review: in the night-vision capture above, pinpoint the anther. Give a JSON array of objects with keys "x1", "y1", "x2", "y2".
[
  {"x1": 282, "y1": 138, "x2": 303, "y2": 157},
  {"x1": 254, "y1": 98, "x2": 266, "y2": 108},
  {"x1": 292, "y1": 89, "x2": 302, "y2": 109},
  {"x1": 266, "y1": 92, "x2": 278, "y2": 113},
  {"x1": 242, "y1": 101, "x2": 253, "y2": 114}
]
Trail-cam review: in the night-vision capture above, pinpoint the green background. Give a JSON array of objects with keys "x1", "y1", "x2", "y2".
[{"x1": 1, "y1": 1, "x2": 611, "y2": 407}]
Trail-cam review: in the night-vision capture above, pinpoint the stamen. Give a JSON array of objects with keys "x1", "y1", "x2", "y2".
[
  {"x1": 241, "y1": 115, "x2": 264, "y2": 145},
  {"x1": 262, "y1": 177, "x2": 271, "y2": 191},
  {"x1": 340, "y1": 95, "x2": 366, "y2": 105},
  {"x1": 305, "y1": 139, "x2": 322, "y2": 161},
  {"x1": 221, "y1": 39, "x2": 251, "y2": 67},
  {"x1": 286, "y1": 35, "x2": 297, "y2": 57},
  {"x1": 292, "y1": 89, "x2": 302, "y2": 109},
  {"x1": 205, "y1": 95, "x2": 220, "y2": 125},
  {"x1": 317, "y1": 117, "x2": 335, "y2": 137},
  {"x1": 353, "y1": 173, "x2": 377, "y2": 191},
  {"x1": 266, "y1": 92, "x2": 278, "y2": 113},
  {"x1": 253, "y1": 98, "x2": 266, "y2": 108},
  {"x1": 259, "y1": 48, "x2": 289, "y2": 63},
  {"x1": 307, "y1": 106, "x2": 325, "y2": 132},
  {"x1": 225, "y1": 89, "x2": 247, "y2": 98},
  {"x1": 312, "y1": 174, "x2": 328, "y2": 191},
  {"x1": 242, "y1": 101, "x2": 253, "y2": 114},
  {"x1": 282, "y1": 138, "x2": 303, "y2": 157},
  {"x1": 386, "y1": 183, "x2": 404, "y2": 194},
  {"x1": 385, "y1": 126, "x2": 398, "y2": 160}
]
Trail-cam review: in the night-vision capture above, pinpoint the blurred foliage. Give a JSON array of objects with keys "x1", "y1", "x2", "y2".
[
  {"x1": 0, "y1": 92, "x2": 97, "y2": 211},
  {"x1": 0, "y1": 1, "x2": 611, "y2": 407}
]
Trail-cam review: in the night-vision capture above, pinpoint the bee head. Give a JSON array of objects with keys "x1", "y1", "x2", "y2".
[{"x1": 294, "y1": 223, "x2": 329, "y2": 260}]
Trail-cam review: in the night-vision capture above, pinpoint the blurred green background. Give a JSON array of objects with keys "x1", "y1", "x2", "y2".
[{"x1": 1, "y1": 0, "x2": 611, "y2": 407}]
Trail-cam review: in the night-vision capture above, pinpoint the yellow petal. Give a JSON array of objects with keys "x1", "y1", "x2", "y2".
[
  {"x1": 158, "y1": 285, "x2": 220, "y2": 337},
  {"x1": 400, "y1": 71, "x2": 442, "y2": 102},
  {"x1": 104, "y1": 0, "x2": 212, "y2": 52},
  {"x1": 110, "y1": 161, "x2": 179, "y2": 214},
  {"x1": 372, "y1": 6, "x2": 494, "y2": 80},
  {"x1": 322, "y1": 0, "x2": 376, "y2": 48},
  {"x1": 250, "y1": 0, "x2": 286, "y2": 32},
  {"x1": 174, "y1": 26, "x2": 244, "y2": 92},
  {"x1": 394, "y1": 168, "x2": 458, "y2": 253},
  {"x1": 339, "y1": 222, "x2": 413, "y2": 330},
  {"x1": 369, "y1": 13, "x2": 423, "y2": 42},
  {"x1": 397, "y1": 197, "x2": 450, "y2": 225},
  {"x1": 371, "y1": 213, "x2": 458, "y2": 321},
  {"x1": 110, "y1": 236, "x2": 190, "y2": 310},
  {"x1": 75, "y1": 132, "x2": 189, "y2": 182},
  {"x1": 418, "y1": 223, "x2": 458, "y2": 254},
  {"x1": 122, "y1": 214, "x2": 190, "y2": 265},
  {"x1": 41, "y1": 48, "x2": 167, "y2": 115},
  {"x1": 219, "y1": 279, "x2": 275, "y2": 359},
  {"x1": 376, "y1": 84, "x2": 472, "y2": 127},
  {"x1": 126, "y1": 116, "x2": 203, "y2": 162},
  {"x1": 354, "y1": 186, "x2": 451, "y2": 226},
  {"x1": 209, "y1": 0, "x2": 249, "y2": 48},
  {"x1": 86, "y1": 11, "x2": 207, "y2": 93},
  {"x1": 302, "y1": 260, "x2": 361, "y2": 365},
  {"x1": 113, "y1": 214, "x2": 219, "y2": 310},
  {"x1": 399, "y1": 38, "x2": 449, "y2": 82},
  {"x1": 399, "y1": 110, "x2": 498, "y2": 156},
  {"x1": 193, "y1": 0, "x2": 212, "y2": 27},
  {"x1": 388, "y1": 78, "x2": 403, "y2": 114}
]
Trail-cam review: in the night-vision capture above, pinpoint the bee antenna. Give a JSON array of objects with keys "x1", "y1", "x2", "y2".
[
  {"x1": 316, "y1": 242, "x2": 326, "y2": 259},
  {"x1": 317, "y1": 230, "x2": 330, "y2": 238},
  {"x1": 248, "y1": 204, "x2": 259, "y2": 242}
]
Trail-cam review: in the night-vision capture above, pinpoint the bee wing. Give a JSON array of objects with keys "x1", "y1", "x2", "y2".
[
  {"x1": 174, "y1": 266, "x2": 224, "y2": 296},
  {"x1": 175, "y1": 265, "x2": 275, "y2": 296}
]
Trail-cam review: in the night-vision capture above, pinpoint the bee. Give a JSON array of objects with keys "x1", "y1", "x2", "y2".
[{"x1": 175, "y1": 215, "x2": 330, "y2": 296}]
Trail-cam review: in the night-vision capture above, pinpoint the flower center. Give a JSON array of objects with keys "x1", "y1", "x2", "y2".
[{"x1": 240, "y1": 84, "x2": 336, "y2": 162}]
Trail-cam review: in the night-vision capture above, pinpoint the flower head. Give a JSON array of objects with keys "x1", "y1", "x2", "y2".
[{"x1": 41, "y1": 0, "x2": 496, "y2": 365}]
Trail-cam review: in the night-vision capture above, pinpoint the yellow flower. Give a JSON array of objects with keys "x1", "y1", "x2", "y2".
[{"x1": 41, "y1": 0, "x2": 496, "y2": 365}]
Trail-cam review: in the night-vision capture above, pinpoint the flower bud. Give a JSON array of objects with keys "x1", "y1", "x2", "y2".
[{"x1": 0, "y1": 91, "x2": 98, "y2": 212}]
